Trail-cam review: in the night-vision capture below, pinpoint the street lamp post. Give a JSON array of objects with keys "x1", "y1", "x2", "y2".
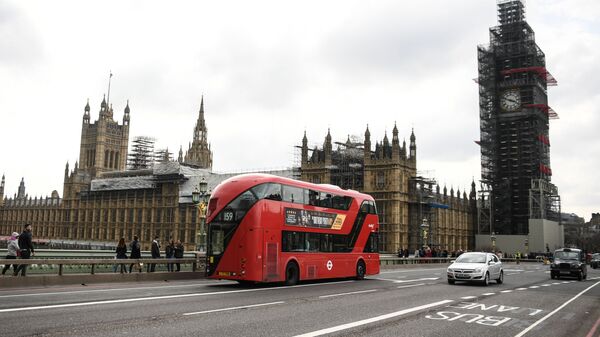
[
  {"x1": 525, "y1": 238, "x2": 529, "y2": 257},
  {"x1": 420, "y1": 218, "x2": 429, "y2": 249},
  {"x1": 192, "y1": 177, "x2": 210, "y2": 252},
  {"x1": 490, "y1": 233, "x2": 496, "y2": 252}
]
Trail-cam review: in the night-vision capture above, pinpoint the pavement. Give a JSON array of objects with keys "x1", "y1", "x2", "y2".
[{"x1": 0, "y1": 263, "x2": 598, "y2": 337}]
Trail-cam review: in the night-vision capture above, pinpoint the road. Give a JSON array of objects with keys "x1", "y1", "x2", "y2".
[{"x1": 0, "y1": 263, "x2": 598, "y2": 337}]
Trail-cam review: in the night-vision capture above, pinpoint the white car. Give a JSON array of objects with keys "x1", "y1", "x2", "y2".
[{"x1": 447, "y1": 252, "x2": 503, "y2": 286}]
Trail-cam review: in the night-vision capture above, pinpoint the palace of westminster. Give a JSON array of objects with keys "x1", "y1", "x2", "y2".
[{"x1": 0, "y1": 93, "x2": 475, "y2": 253}]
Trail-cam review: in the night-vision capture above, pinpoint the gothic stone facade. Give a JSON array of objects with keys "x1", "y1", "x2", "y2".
[{"x1": 300, "y1": 126, "x2": 476, "y2": 253}]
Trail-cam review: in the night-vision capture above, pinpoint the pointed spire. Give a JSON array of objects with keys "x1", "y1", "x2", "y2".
[
  {"x1": 365, "y1": 124, "x2": 370, "y2": 138},
  {"x1": 178, "y1": 146, "x2": 183, "y2": 163},
  {"x1": 85, "y1": 99, "x2": 90, "y2": 113},
  {"x1": 383, "y1": 131, "x2": 389, "y2": 145},
  {"x1": 410, "y1": 128, "x2": 416, "y2": 142},
  {"x1": 124, "y1": 100, "x2": 130, "y2": 114},
  {"x1": 65, "y1": 162, "x2": 69, "y2": 178},
  {"x1": 101, "y1": 94, "x2": 107, "y2": 108},
  {"x1": 392, "y1": 122, "x2": 398, "y2": 136}
]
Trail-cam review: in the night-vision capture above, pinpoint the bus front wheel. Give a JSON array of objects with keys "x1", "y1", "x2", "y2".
[
  {"x1": 285, "y1": 261, "x2": 299, "y2": 286},
  {"x1": 356, "y1": 260, "x2": 366, "y2": 280}
]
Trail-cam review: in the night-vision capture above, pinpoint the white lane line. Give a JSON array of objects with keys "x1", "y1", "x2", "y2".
[
  {"x1": 460, "y1": 296, "x2": 477, "y2": 299},
  {"x1": 529, "y1": 286, "x2": 540, "y2": 289},
  {"x1": 183, "y1": 301, "x2": 284, "y2": 316},
  {"x1": 552, "y1": 282, "x2": 561, "y2": 285},
  {"x1": 319, "y1": 289, "x2": 377, "y2": 299},
  {"x1": 541, "y1": 284, "x2": 551, "y2": 287},
  {"x1": 505, "y1": 269, "x2": 524, "y2": 272},
  {"x1": 0, "y1": 281, "x2": 219, "y2": 299},
  {"x1": 396, "y1": 277, "x2": 439, "y2": 283},
  {"x1": 397, "y1": 283, "x2": 425, "y2": 289},
  {"x1": 379, "y1": 268, "x2": 446, "y2": 274},
  {"x1": 506, "y1": 273, "x2": 520, "y2": 276},
  {"x1": 514, "y1": 281, "x2": 600, "y2": 337},
  {"x1": 374, "y1": 277, "x2": 439, "y2": 284},
  {"x1": 500, "y1": 290, "x2": 513, "y2": 293},
  {"x1": 561, "y1": 281, "x2": 569, "y2": 284},
  {"x1": 482, "y1": 293, "x2": 495, "y2": 296},
  {"x1": 0, "y1": 280, "x2": 355, "y2": 313},
  {"x1": 293, "y1": 299, "x2": 453, "y2": 337},
  {"x1": 515, "y1": 288, "x2": 527, "y2": 291}
]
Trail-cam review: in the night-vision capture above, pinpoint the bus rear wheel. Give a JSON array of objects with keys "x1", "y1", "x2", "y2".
[
  {"x1": 285, "y1": 261, "x2": 299, "y2": 286},
  {"x1": 356, "y1": 260, "x2": 366, "y2": 280}
]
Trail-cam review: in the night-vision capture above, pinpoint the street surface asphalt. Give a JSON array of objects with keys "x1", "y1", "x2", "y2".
[{"x1": 0, "y1": 263, "x2": 598, "y2": 337}]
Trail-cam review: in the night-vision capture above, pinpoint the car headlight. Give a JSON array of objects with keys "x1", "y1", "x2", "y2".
[
  {"x1": 447, "y1": 268, "x2": 453, "y2": 273},
  {"x1": 474, "y1": 268, "x2": 482, "y2": 273}
]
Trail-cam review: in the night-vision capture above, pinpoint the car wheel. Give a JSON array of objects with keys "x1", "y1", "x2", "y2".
[
  {"x1": 448, "y1": 279, "x2": 455, "y2": 285},
  {"x1": 577, "y1": 272, "x2": 583, "y2": 281},
  {"x1": 284, "y1": 261, "x2": 299, "y2": 286},
  {"x1": 482, "y1": 272, "x2": 489, "y2": 286},
  {"x1": 550, "y1": 273, "x2": 555, "y2": 279},
  {"x1": 496, "y1": 270, "x2": 503, "y2": 284}
]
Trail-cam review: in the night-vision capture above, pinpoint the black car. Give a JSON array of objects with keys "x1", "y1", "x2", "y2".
[
  {"x1": 550, "y1": 248, "x2": 587, "y2": 281},
  {"x1": 591, "y1": 253, "x2": 600, "y2": 269}
]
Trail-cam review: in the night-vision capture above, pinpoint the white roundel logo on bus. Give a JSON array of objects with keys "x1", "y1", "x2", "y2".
[{"x1": 326, "y1": 260, "x2": 333, "y2": 271}]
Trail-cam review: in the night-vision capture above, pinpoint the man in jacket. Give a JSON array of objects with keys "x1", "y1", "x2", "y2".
[
  {"x1": 14, "y1": 223, "x2": 34, "y2": 276},
  {"x1": 129, "y1": 236, "x2": 142, "y2": 273},
  {"x1": 147, "y1": 236, "x2": 161, "y2": 272}
]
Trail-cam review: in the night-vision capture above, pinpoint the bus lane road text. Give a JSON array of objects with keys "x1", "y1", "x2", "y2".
[{"x1": 425, "y1": 302, "x2": 547, "y2": 330}]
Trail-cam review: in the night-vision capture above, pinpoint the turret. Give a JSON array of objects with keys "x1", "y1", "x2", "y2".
[
  {"x1": 392, "y1": 122, "x2": 400, "y2": 160},
  {"x1": 83, "y1": 99, "x2": 90, "y2": 124},
  {"x1": 301, "y1": 131, "x2": 308, "y2": 163},
  {"x1": 178, "y1": 146, "x2": 183, "y2": 163},
  {"x1": 469, "y1": 179, "x2": 477, "y2": 200},
  {"x1": 324, "y1": 129, "x2": 332, "y2": 165},
  {"x1": 123, "y1": 100, "x2": 130, "y2": 126},
  {"x1": 17, "y1": 177, "x2": 26, "y2": 199},
  {"x1": 364, "y1": 125, "x2": 371, "y2": 162},
  {"x1": 409, "y1": 128, "x2": 416, "y2": 162}
]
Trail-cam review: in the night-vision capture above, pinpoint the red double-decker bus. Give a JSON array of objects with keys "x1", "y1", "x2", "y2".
[{"x1": 205, "y1": 174, "x2": 380, "y2": 285}]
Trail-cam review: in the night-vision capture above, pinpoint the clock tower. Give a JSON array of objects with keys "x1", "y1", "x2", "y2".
[{"x1": 477, "y1": 0, "x2": 559, "y2": 235}]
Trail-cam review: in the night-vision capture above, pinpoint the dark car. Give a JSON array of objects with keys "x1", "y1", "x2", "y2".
[
  {"x1": 550, "y1": 248, "x2": 587, "y2": 281},
  {"x1": 591, "y1": 253, "x2": 600, "y2": 269}
]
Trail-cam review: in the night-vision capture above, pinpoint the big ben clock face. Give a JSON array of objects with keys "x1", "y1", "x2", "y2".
[{"x1": 500, "y1": 89, "x2": 521, "y2": 112}]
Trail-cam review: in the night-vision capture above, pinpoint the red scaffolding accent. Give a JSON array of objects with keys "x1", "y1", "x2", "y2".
[
  {"x1": 537, "y1": 134, "x2": 550, "y2": 146},
  {"x1": 524, "y1": 103, "x2": 559, "y2": 119},
  {"x1": 539, "y1": 163, "x2": 553, "y2": 176},
  {"x1": 500, "y1": 66, "x2": 557, "y2": 86}
]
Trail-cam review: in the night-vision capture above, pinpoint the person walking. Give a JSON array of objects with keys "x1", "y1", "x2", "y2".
[
  {"x1": 174, "y1": 240, "x2": 184, "y2": 272},
  {"x1": 129, "y1": 236, "x2": 141, "y2": 273},
  {"x1": 14, "y1": 223, "x2": 34, "y2": 276},
  {"x1": 165, "y1": 240, "x2": 175, "y2": 272},
  {"x1": 113, "y1": 238, "x2": 128, "y2": 273},
  {"x1": 147, "y1": 236, "x2": 160, "y2": 272},
  {"x1": 2, "y1": 232, "x2": 20, "y2": 275}
]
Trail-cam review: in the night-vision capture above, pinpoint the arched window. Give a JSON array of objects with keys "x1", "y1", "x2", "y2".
[
  {"x1": 115, "y1": 151, "x2": 120, "y2": 169},
  {"x1": 104, "y1": 150, "x2": 109, "y2": 167},
  {"x1": 109, "y1": 151, "x2": 114, "y2": 168}
]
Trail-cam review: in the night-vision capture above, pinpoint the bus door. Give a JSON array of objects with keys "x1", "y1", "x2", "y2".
[{"x1": 263, "y1": 229, "x2": 279, "y2": 282}]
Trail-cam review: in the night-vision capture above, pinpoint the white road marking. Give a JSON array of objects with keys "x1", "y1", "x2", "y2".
[
  {"x1": 541, "y1": 284, "x2": 551, "y2": 287},
  {"x1": 460, "y1": 296, "x2": 477, "y2": 299},
  {"x1": 482, "y1": 293, "x2": 495, "y2": 296},
  {"x1": 552, "y1": 282, "x2": 561, "y2": 285},
  {"x1": 529, "y1": 286, "x2": 540, "y2": 289},
  {"x1": 293, "y1": 299, "x2": 454, "y2": 337},
  {"x1": 515, "y1": 288, "x2": 527, "y2": 291},
  {"x1": 506, "y1": 273, "x2": 520, "y2": 276},
  {"x1": 0, "y1": 280, "x2": 355, "y2": 313},
  {"x1": 504, "y1": 269, "x2": 524, "y2": 272},
  {"x1": 397, "y1": 283, "x2": 426, "y2": 289},
  {"x1": 379, "y1": 268, "x2": 446, "y2": 274},
  {"x1": 561, "y1": 281, "x2": 569, "y2": 284},
  {"x1": 500, "y1": 290, "x2": 513, "y2": 293},
  {"x1": 513, "y1": 281, "x2": 600, "y2": 337},
  {"x1": 319, "y1": 289, "x2": 377, "y2": 299},
  {"x1": 395, "y1": 277, "x2": 439, "y2": 283},
  {"x1": 0, "y1": 281, "x2": 220, "y2": 299},
  {"x1": 183, "y1": 301, "x2": 284, "y2": 315}
]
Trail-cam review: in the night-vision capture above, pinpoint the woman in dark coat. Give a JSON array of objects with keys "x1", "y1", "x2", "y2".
[{"x1": 113, "y1": 237, "x2": 128, "y2": 273}]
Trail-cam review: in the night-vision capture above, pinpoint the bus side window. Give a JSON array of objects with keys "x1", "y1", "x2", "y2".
[
  {"x1": 283, "y1": 185, "x2": 304, "y2": 204},
  {"x1": 308, "y1": 190, "x2": 319, "y2": 206},
  {"x1": 319, "y1": 192, "x2": 332, "y2": 208}
]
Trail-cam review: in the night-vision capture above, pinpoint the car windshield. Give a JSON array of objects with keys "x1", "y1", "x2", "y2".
[
  {"x1": 455, "y1": 253, "x2": 486, "y2": 264},
  {"x1": 555, "y1": 251, "x2": 579, "y2": 260},
  {"x1": 591, "y1": 253, "x2": 600, "y2": 260}
]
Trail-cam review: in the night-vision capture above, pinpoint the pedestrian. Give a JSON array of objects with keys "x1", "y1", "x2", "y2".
[
  {"x1": 147, "y1": 235, "x2": 160, "y2": 272},
  {"x1": 165, "y1": 239, "x2": 175, "y2": 272},
  {"x1": 13, "y1": 223, "x2": 35, "y2": 276},
  {"x1": 174, "y1": 240, "x2": 184, "y2": 272},
  {"x1": 2, "y1": 232, "x2": 20, "y2": 275},
  {"x1": 113, "y1": 238, "x2": 128, "y2": 273},
  {"x1": 129, "y1": 235, "x2": 142, "y2": 273}
]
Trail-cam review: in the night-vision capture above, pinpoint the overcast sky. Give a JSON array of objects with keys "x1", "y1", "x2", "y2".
[{"x1": 1, "y1": 0, "x2": 599, "y2": 220}]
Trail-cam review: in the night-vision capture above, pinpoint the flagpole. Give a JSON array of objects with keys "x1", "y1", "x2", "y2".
[{"x1": 107, "y1": 71, "x2": 113, "y2": 108}]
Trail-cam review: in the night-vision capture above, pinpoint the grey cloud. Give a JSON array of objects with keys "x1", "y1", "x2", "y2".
[{"x1": 0, "y1": 2, "x2": 43, "y2": 66}]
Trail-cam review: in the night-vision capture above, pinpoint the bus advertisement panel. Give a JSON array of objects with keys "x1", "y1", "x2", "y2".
[{"x1": 205, "y1": 174, "x2": 379, "y2": 285}]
